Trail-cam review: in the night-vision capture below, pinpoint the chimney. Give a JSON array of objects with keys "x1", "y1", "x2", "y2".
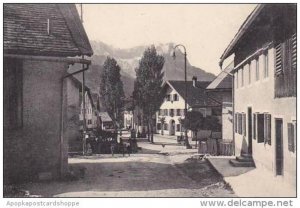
[{"x1": 192, "y1": 76, "x2": 197, "y2": 87}]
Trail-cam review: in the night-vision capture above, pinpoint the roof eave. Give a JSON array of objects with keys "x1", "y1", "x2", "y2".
[{"x1": 219, "y1": 4, "x2": 265, "y2": 66}]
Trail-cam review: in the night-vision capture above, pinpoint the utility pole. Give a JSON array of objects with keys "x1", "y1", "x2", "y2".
[
  {"x1": 172, "y1": 44, "x2": 191, "y2": 149},
  {"x1": 80, "y1": 3, "x2": 87, "y2": 155}
]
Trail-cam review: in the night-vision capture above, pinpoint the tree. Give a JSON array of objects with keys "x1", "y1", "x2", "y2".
[
  {"x1": 133, "y1": 46, "x2": 165, "y2": 143},
  {"x1": 159, "y1": 116, "x2": 166, "y2": 135},
  {"x1": 99, "y1": 57, "x2": 125, "y2": 129},
  {"x1": 181, "y1": 111, "x2": 204, "y2": 137}
]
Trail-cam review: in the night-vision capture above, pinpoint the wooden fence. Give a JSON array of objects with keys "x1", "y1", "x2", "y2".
[
  {"x1": 194, "y1": 130, "x2": 233, "y2": 156},
  {"x1": 198, "y1": 139, "x2": 233, "y2": 156}
]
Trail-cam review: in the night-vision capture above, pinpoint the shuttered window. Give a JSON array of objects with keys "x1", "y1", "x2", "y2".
[
  {"x1": 264, "y1": 51, "x2": 269, "y2": 78},
  {"x1": 235, "y1": 113, "x2": 238, "y2": 133},
  {"x1": 176, "y1": 124, "x2": 181, "y2": 132},
  {"x1": 253, "y1": 113, "x2": 257, "y2": 140},
  {"x1": 292, "y1": 33, "x2": 297, "y2": 69},
  {"x1": 257, "y1": 114, "x2": 265, "y2": 143},
  {"x1": 238, "y1": 113, "x2": 243, "y2": 134},
  {"x1": 242, "y1": 113, "x2": 246, "y2": 136},
  {"x1": 255, "y1": 58, "x2": 260, "y2": 81},
  {"x1": 288, "y1": 122, "x2": 295, "y2": 153},
  {"x1": 164, "y1": 123, "x2": 168, "y2": 130},
  {"x1": 275, "y1": 34, "x2": 296, "y2": 98},
  {"x1": 264, "y1": 114, "x2": 272, "y2": 145},
  {"x1": 275, "y1": 43, "x2": 283, "y2": 75}
]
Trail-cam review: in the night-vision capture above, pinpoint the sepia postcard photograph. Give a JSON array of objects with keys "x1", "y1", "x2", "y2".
[{"x1": 1, "y1": 1, "x2": 298, "y2": 205}]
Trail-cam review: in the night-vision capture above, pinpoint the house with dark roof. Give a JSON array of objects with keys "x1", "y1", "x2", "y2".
[
  {"x1": 4, "y1": 4, "x2": 93, "y2": 183},
  {"x1": 219, "y1": 4, "x2": 296, "y2": 193},
  {"x1": 206, "y1": 62, "x2": 234, "y2": 141},
  {"x1": 156, "y1": 77, "x2": 221, "y2": 137}
]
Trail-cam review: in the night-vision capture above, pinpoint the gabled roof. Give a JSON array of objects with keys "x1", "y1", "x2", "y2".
[
  {"x1": 164, "y1": 80, "x2": 221, "y2": 108},
  {"x1": 206, "y1": 62, "x2": 234, "y2": 90},
  {"x1": 99, "y1": 112, "x2": 113, "y2": 122},
  {"x1": 4, "y1": 4, "x2": 93, "y2": 57}
]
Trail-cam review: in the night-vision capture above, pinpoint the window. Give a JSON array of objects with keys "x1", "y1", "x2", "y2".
[
  {"x1": 275, "y1": 43, "x2": 283, "y2": 75},
  {"x1": 176, "y1": 124, "x2": 181, "y2": 132},
  {"x1": 235, "y1": 113, "x2": 238, "y2": 133},
  {"x1": 88, "y1": 120, "x2": 92, "y2": 124},
  {"x1": 157, "y1": 123, "x2": 161, "y2": 130},
  {"x1": 242, "y1": 113, "x2": 246, "y2": 136},
  {"x1": 241, "y1": 67, "x2": 244, "y2": 87},
  {"x1": 164, "y1": 123, "x2": 168, "y2": 130},
  {"x1": 248, "y1": 63, "x2": 251, "y2": 84},
  {"x1": 275, "y1": 34, "x2": 297, "y2": 98},
  {"x1": 255, "y1": 58, "x2": 259, "y2": 81},
  {"x1": 173, "y1": 94, "x2": 178, "y2": 101},
  {"x1": 288, "y1": 122, "x2": 296, "y2": 153},
  {"x1": 158, "y1": 109, "x2": 161, "y2": 116},
  {"x1": 238, "y1": 113, "x2": 243, "y2": 134},
  {"x1": 236, "y1": 70, "x2": 239, "y2": 89},
  {"x1": 170, "y1": 109, "x2": 174, "y2": 117},
  {"x1": 253, "y1": 113, "x2": 257, "y2": 140},
  {"x1": 257, "y1": 114, "x2": 265, "y2": 143},
  {"x1": 264, "y1": 114, "x2": 271, "y2": 145},
  {"x1": 264, "y1": 51, "x2": 269, "y2": 78},
  {"x1": 167, "y1": 94, "x2": 171, "y2": 101},
  {"x1": 177, "y1": 109, "x2": 181, "y2": 116},
  {"x1": 4, "y1": 58, "x2": 23, "y2": 129},
  {"x1": 164, "y1": 109, "x2": 168, "y2": 116}
]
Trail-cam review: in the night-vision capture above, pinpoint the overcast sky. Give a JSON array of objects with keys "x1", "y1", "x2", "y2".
[{"x1": 80, "y1": 4, "x2": 257, "y2": 75}]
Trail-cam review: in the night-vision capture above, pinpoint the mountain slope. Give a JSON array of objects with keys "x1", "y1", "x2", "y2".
[{"x1": 69, "y1": 41, "x2": 215, "y2": 97}]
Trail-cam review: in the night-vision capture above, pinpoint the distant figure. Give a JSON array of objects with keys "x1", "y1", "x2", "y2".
[
  {"x1": 119, "y1": 138, "x2": 125, "y2": 157},
  {"x1": 127, "y1": 143, "x2": 132, "y2": 156},
  {"x1": 110, "y1": 140, "x2": 116, "y2": 157},
  {"x1": 161, "y1": 144, "x2": 165, "y2": 148}
]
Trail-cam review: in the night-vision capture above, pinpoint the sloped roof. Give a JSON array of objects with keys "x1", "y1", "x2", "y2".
[
  {"x1": 206, "y1": 62, "x2": 234, "y2": 90},
  {"x1": 4, "y1": 4, "x2": 93, "y2": 57},
  {"x1": 99, "y1": 112, "x2": 113, "y2": 122},
  {"x1": 165, "y1": 80, "x2": 221, "y2": 107}
]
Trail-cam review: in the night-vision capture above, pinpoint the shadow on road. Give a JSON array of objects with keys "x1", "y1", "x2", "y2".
[{"x1": 23, "y1": 158, "x2": 234, "y2": 197}]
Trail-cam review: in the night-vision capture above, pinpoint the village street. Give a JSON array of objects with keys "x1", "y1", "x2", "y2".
[{"x1": 22, "y1": 133, "x2": 235, "y2": 197}]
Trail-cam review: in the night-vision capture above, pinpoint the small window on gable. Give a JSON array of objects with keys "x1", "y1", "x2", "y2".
[{"x1": 173, "y1": 94, "x2": 178, "y2": 101}]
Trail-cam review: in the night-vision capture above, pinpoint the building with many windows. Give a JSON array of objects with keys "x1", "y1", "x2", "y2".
[
  {"x1": 219, "y1": 4, "x2": 296, "y2": 192},
  {"x1": 156, "y1": 77, "x2": 221, "y2": 137}
]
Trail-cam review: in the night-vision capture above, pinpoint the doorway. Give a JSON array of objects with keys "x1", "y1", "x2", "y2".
[
  {"x1": 247, "y1": 107, "x2": 253, "y2": 154},
  {"x1": 275, "y1": 118, "x2": 283, "y2": 175}
]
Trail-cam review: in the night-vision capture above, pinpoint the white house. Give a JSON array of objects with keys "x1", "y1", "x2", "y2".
[
  {"x1": 156, "y1": 77, "x2": 221, "y2": 137},
  {"x1": 79, "y1": 90, "x2": 98, "y2": 130},
  {"x1": 219, "y1": 4, "x2": 296, "y2": 192},
  {"x1": 124, "y1": 110, "x2": 134, "y2": 129}
]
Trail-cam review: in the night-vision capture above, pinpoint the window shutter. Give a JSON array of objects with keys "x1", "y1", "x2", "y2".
[
  {"x1": 292, "y1": 33, "x2": 297, "y2": 69},
  {"x1": 257, "y1": 114, "x2": 265, "y2": 143},
  {"x1": 275, "y1": 43, "x2": 283, "y2": 75},
  {"x1": 264, "y1": 114, "x2": 271, "y2": 145},
  {"x1": 253, "y1": 113, "x2": 257, "y2": 140},
  {"x1": 242, "y1": 113, "x2": 246, "y2": 136},
  {"x1": 235, "y1": 113, "x2": 238, "y2": 133},
  {"x1": 238, "y1": 113, "x2": 243, "y2": 134},
  {"x1": 288, "y1": 123, "x2": 295, "y2": 153}
]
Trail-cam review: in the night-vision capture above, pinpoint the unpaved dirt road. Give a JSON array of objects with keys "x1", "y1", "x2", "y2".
[{"x1": 23, "y1": 135, "x2": 235, "y2": 197}]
